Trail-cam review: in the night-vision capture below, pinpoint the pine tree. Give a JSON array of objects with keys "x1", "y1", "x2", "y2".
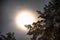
[
  {"x1": 0, "y1": 32, "x2": 16, "y2": 40},
  {"x1": 25, "y1": 0, "x2": 60, "y2": 40}
]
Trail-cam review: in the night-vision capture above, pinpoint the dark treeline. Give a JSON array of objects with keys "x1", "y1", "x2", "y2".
[{"x1": 25, "y1": 0, "x2": 60, "y2": 40}]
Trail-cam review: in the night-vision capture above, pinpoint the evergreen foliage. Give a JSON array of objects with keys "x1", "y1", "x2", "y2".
[{"x1": 25, "y1": 0, "x2": 60, "y2": 40}]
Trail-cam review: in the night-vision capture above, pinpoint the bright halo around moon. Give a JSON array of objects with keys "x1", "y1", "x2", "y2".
[{"x1": 15, "y1": 9, "x2": 38, "y2": 31}]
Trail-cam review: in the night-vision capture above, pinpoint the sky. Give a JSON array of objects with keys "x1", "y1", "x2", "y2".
[{"x1": 1, "y1": 0, "x2": 50, "y2": 40}]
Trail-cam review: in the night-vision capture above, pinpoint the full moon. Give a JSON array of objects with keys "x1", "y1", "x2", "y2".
[{"x1": 15, "y1": 9, "x2": 38, "y2": 31}]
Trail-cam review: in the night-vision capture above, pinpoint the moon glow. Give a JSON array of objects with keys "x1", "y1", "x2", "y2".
[{"x1": 15, "y1": 9, "x2": 38, "y2": 31}]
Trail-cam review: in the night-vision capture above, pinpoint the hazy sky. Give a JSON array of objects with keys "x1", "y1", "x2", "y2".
[{"x1": 1, "y1": 0, "x2": 50, "y2": 40}]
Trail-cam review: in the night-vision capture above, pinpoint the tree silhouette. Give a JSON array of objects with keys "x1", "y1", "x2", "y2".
[
  {"x1": 0, "y1": 32, "x2": 16, "y2": 40},
  {"x1": 25, "y1": 0, "x2": 60, "y2": 40}
]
